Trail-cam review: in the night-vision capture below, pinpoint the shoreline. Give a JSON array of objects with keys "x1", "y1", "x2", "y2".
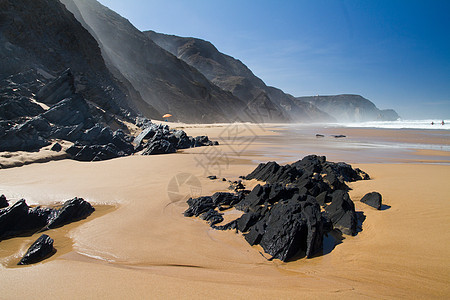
[{"x1": 0, "y1": 123, "x2": 449, "y2": 298}]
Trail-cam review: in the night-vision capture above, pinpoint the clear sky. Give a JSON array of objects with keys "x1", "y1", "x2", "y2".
[{"x1": 97, "y1": 0, "x2": 450, "y2": 119}]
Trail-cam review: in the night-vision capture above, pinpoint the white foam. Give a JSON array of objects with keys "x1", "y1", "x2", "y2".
[{"x1": 328, "y1": 119, "x2": 449, "y2": 130}]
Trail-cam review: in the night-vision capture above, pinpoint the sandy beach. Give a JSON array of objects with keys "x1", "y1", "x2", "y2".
[{"x1": 0, "y1": 123, "x2": 449, "y2": 299}]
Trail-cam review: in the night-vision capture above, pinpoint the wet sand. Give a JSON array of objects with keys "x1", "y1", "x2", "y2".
[{"x1": 0, "y1": 123, "x2": 449, "y2": 299}]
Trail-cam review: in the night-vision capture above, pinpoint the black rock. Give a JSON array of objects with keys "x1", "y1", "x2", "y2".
[
  {"x1": 316, "y1": 134, "x2": 325, "y2": 138},
  {"x1": 142, "y1": 139, "x2": 176, "y2": 155},
  {"x1": 51, "y1": 142, "x2": 62, "y2": 152},
  {"x1": 0, "y1": 194, "x2": 8, "y2": 208},
  {"x1": 42, "y1": 95, "x2": 91, "y2": 127},
  {"x1": 207, "y1": 175, "x2": 217, "y2": 180},
  {"x1": 200, "y1": 209, "x2": 223, "y2": 226},
  {"x1": 235, "y1": 184, "x2": 270, "y2": 211},
  {"x1": 184, "y1": 197, "x2": 214, "y2": 217},
  {"x1": 133, "y1": 126, "x2": 156, "y2": 149},
  {"x1": 36, "y1": 68, "x2": 76, "y2": 105},
  {"x1": 45, "y1": 198, "x2": 95, "y2": 230},
  {"x1": 332, "y1": 135, "x2": 346, "y2": 138},
  {"x1": 0, "y1": 200, "x2": 49, "y2": 240},
  {"x1": 360, "y1": 192, "x2": 382, "y2": 210},
  {"x1": 258, "y1": 197, "x2": 323, "y2": 261},
  {"x1": 0, "y1": 122, "x2": 50, "y2": 152},
  {"x1": 183, "y1": 155, "x2": 374, "y2": 262},
  {"x1": 236, "y1": 211, "x2": 261, "y2": 233},
  {"x1": 67, "y1": 144, "x2": 124, "y2": 162},
  {"x1": 193, "y1": 136, "x2": 213, "y2": 147},
  {"x1": 18, "y1": 234, "x2": 55, "y2": 265},
  {"x1": 228, "y1": 180, "x2": 245, "y2": 191},
  {"x1": 324, "y1": 190, "x2": 357, "y2": 235},
  {"x1": 211, "y1": 192, "x2": 240, "y2": 207}
]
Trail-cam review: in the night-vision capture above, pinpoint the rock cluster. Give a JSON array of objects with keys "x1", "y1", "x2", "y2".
[
  {"x1": 134, "y1": 123, "x2": 218, "y2": 156},
  {"x1": 0, "y1": 195, "x2": 95, "y2": 265},
  {"x1": 0, "y1": 69, "x2": 218, "y2": 162},
  {"x1": 184, "y1": 155, "x2": 375, "y2": 262},
  {"x1": 0, "y1": 196, "x2": 94, "y2": 241}
]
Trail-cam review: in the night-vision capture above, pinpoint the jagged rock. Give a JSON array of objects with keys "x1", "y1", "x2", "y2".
[
  {"x1": 324, "y1": 190, "x2": 357, "y2": 235},
  {"x1": 207, "y1": 175, "x2": 217, "y2": 180},
  {"x1": 0, "y1": 200, "x2": 49, "y2": 240},
  {"x1": 0, "y1": 96, "x2": 44, "y2": 121},
  {"x1": 66, "y1": 143, "x2": 125, "y2": 161},
  {"x1": 184, "y1": 197, "x2": 215, "y2": 217},
  {"x1": 133, "y1": 126, "x2": 156, "y2": 149},
  {"x1": 200, "y1": 209, "x2": 223, "y2": 226},
  {"x1": 42, "y1": 95, "x2": 91, "y2": 127},
  {"x1": 236, "y1": 211, "x2": 261, "y2": 233},
  {"x1": 0, "y1": 122, "x2": 51, "y2": 151},
  {"x1": 323, "y1": 161, "x2": 370, "y2": 182},
  {"x1": 258, "y1": 196, "x2": 323, "y2": 261},
  {"x1": 0, "y1": 198, "x2": 94, "y2": 240},
  {"x1": 211, "y1": 192, "x2": 240, "y2": 207},
  {"x1": 36, "y1": 68, "x2": 76, "y2": 105},
  {"x1": 360, "y1": 192, "x2": 382, "y2": 210},
  {"x1": 51, "y1": 142, "x2": 62, "y2": 152},
  {"x1": 142, "y1": 139, "x2": 176, "y2": 155},
  {"x1": 173, "y1": 130, "x2": 192, "y2": 149},
  {"x1": 18, "y1": 234, "x2": 55, "y2": 265},
  {"x1": 184, "y1": 156, "x2": 374, "y2": 261},
  {"x1": 228, "y1": 180, "x2": 245, "y2": 191},
  {"x1": 45, "y1": 197, "x2": 95, "y2": 229},
  {"x1": 0, "y1": 194, "x2": 8, "y2": 208},
  {"x1": 194, "y1": 136, "x2": 214, "y2": 147}
]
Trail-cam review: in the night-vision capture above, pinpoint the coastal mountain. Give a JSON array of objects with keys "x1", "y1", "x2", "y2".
[
  {"x1": 297, "y1": 95, "x2": 400, "y2": 122},
  {"x1": 145, "y1": 30, "x2": 334, "y2": 123},
  {"x1": 0, "y1": 0, "x2": 156, "y2": 120},
  {"x1": 0, "y1": 0, "x2": 398, "y2": 126},
  {"x1": 60, "y1": 0, "x2": 250, "y2": 123}
]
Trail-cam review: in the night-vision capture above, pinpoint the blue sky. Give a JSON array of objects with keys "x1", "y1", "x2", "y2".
[{"x1": 97, "y1": 0, "x2": 450, "y2": 119}]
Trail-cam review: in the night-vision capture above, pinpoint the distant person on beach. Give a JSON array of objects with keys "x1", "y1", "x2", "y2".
[
  {"x1": 442, "y1": 120, "x2": 445, "y2": 125},
  {"x1": 431, "y1": 121, "x2": 434, "y2": 125}
]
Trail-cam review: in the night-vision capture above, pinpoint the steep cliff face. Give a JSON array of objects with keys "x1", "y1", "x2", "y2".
[
  {"x1": 145, "y1": 31, "x2": 334, "y2": 123},
  {"x1": 297, "y1": 94, "x2": 400, "y2": 122},
  {"x1": 0, "y1": 0, "x2": 154, "y2": 119},
  {"x1": 62, "y1": 0, "x2": 248, "y2": 123}
]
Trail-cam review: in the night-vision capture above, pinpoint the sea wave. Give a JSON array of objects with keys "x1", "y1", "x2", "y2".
[{"x1": 328, "y1": 119, "x2": 449, "y2": 130}]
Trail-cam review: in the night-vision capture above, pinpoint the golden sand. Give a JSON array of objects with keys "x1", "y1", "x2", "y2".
[{"x1": 0, "y1": 124, "x2": 449, "y2": 299}]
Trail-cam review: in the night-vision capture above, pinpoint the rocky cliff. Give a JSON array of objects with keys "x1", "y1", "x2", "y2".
[
  {"x1": 145, "y1": 30, "x2": 334, "y2": 123},
  {"x1": 297, "y1": 94, "x2": 400, "y2": 122},
  {"x1": 61, "y1": 0, "x2": 249, "y2": 123},
  {"x1": 0, "y1": 0, "x2": 155, "y2": 120}
]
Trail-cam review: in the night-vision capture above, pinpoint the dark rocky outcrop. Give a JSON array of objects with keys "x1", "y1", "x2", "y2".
[
  {"x1": 1, "y1": 68, "x2": 218, "y2": 162},
  {"x1": 18, "y1": 234, "x2": 55, "y2": 265},
  {"x1": 134, "y1": 122, "x2": 218, "y2": 156},
  {"x1": 360, "y1": 192, "x2": 382, "y2": 210},
  {"x1": 45, "y1": 197, "x2": 95, "y2": 229},
  {"x1": 0, "y1": 0, "x2": 152, "y2": 121},
  {"x1": 184, "y1": 155, "x2": 376, "y2": 262},
  {"x1": 324, "y1": 190, "x2": 357, "y2": 236},
  {"x1": 0, "y1": 197, "x2": 94, "y2": 241}
]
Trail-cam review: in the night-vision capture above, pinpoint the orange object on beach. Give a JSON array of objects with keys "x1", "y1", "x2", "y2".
[{"x1": 162, "y1": 114, "x2": 172, "y2": 118}]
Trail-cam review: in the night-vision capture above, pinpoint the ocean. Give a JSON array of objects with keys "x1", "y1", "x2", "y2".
[{"x1": 325, "y1": 119, "x2": 449, "y2": 130}]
